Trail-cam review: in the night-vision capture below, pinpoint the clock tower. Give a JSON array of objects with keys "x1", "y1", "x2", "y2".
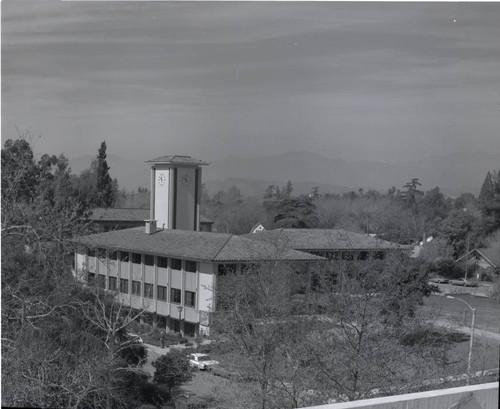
[{"x1": 145, "y1": 155, "x2": 209, "y2": 232}]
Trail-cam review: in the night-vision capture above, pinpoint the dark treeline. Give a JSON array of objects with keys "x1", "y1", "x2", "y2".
[
  {"x1": 203, "y1": 175, "x2": 500, "y2": 261},
  {"x1": 1, "y1": 137, "x2": 156, "y2": 408}
]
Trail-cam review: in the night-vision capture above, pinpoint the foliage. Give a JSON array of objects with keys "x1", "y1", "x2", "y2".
[
  {"x1": 202, "y1": 186, "x2": 268, "y2": 234},
  {"x1": 1, "y1": 137, "x2": 146, "y2": 409},
  {"x1": 95, "y1": 141, "x2": 117, "y2": 208},
  {"x1": 479, "y1": 170, "x2": 500, "y2": 233},
  {"x1": 152, "y1": 350, "x2": 193, "y2": 397},
  {"x1": 273, "y1": 196, "x2": 318, "y2": 228},
  {"x1": 307, "y1": 256, "x2": 449, "y2": 401}
]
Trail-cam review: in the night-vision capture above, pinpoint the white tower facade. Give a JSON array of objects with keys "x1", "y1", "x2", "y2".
[{"x1": 146, "y1": 155, "x2": 209, "y2": 231}]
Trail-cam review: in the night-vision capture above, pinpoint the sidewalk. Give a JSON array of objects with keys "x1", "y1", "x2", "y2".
[
  {"x1": 434, "y1": 282, "x2": 495, "y2": 298},
  {"x1": 431, "y1": 318, "x2": 500, "y2": 343}
]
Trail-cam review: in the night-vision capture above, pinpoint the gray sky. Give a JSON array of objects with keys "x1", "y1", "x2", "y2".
[{"x1": 2, "y1": 1, "x2": 500, "y2": 164}]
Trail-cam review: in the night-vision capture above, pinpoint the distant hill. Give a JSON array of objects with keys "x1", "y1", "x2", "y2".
[
  {"x1": 203, "y1": 178, "x2": 352, "y2": 198},
  {"x1": 68, "y1": 150, "x2": 500, "y2": 197}
]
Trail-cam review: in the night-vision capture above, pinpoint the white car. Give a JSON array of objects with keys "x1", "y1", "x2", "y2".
[{"x1": 188, "y1": 353, "x2": 219, "y2": 370}]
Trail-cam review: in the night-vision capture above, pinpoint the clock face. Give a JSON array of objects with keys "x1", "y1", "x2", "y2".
[
  {"x1": 180, "y1": 173, "x2": 193, "y2": 188},
  {"x1": 157, "y1": 173, "x2": 167, "y2": 186}
]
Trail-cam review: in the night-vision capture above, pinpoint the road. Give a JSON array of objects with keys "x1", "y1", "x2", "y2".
[{"x1": 422, "y1": 293, "x2": 500, "y2": 334}]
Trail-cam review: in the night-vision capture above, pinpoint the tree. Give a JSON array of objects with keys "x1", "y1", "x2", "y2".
[
  {"x1": 283, "y1": 180, "x2": 294, "y2": 198},
  {"x1": 152, "y1": 350, "x2": 193, "y2": 398},
  {"x1": 307, "y1": 255, "x2": 449, "y2": 402},
  {"x1": 273, "y1": 196, "x2": 318, "y2": 228},
  {"x1": 95, "y1": 141, "x2": 116, "y2": 208},
  {"x1": 1, "y1": 138, "x2": 146, "y2": 409},
  {"x1": 213, "y1": 257, "x2": 322, "y2": 409},
  {"x1": 402, "y1": 178, "x2": 424, "y2": 215},
  {"x1": 479, "y1": 170, "x2": 500, "y2": 233}
]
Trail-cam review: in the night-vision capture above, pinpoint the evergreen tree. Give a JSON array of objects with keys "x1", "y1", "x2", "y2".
[
  {"x1": 95, "y1": 141, "x2": 116, "y2": 208},
  {"x1": 479, "y1": 171, "x2": 495, "y2": 204}
]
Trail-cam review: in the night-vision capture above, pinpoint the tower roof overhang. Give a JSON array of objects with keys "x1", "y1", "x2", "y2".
[{"x1": 145, "y1": 155, "x2": 210, "y2": 166}]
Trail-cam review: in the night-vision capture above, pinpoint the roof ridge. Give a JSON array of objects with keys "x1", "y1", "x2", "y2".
[{"x1": 211, "y1": 233, "x2": 234, "y2": 262}]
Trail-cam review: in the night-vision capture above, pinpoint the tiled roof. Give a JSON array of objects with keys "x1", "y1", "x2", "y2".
[
  {"x1": 88, "y1": 208, "x2": 213, "y2": 224},
  {"x1": 457, "y1": 247, "x2": 500, "y2": 268},
  {"x1": 74, "y1": 227, "x2": 324, "y2": 262},
  {"x1": 145, "y1": 155, "x2": 209, "y2": 166},
  {"x1": 90, "y1": 208, "x2": 150, "y2": 222},
  {"x1": 243, "y1": 228, "x2": 409, "y2": 251}
]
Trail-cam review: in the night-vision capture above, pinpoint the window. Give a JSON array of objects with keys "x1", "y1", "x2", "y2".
[
  {"x1": 326, "y1": 251, "x2": 340, "y2": 260},
  {"x1": 88, "y1": 272, "x2": 95, "y2": 284},
  {"x1": 373, "y1": 251, "x2": 385, "y2": 260},
  {"x1": 120, "y1": 279, "x2": 129, "y2": 294},
  {"x1": 171, "y1": 258, "x2": 182, "y2": 270},
  {"x1": 171, "y1": 288, "x2": 181, "y2": 304},
  {"x1": 132, "y1": 253, "x2": 142, "y2": 264},
  {"x1": 88, "y1": 249, "x2": 96, "y2": 258},
  {"x1": 185, "y1": 260, "x2": 197, "y2": 273},
  {"x1": 144, "y1": 283, "x2": 153, "y2": 299},
  {"x1": 357, "y1": 251, "x2": 369, "y2": 261},
  {"x1": 241, "y1": 263, "x2": 257, "y2": 273},
  {"x1": 157, "y1": 285, "x2": 168, "y2": 301},
  {"x1": 132, "y1": 281, "x2": 141, "y2": 296},
  {"x1": 185, "y1": 291, "x2": 196, "y2": 308},
  {"x1": 108, "y1": 276, "x2": 117, "y2": 291},
  {"x1": 218, "y1": 264, "x2": 236, "y2": 276},
  {"x1": 145, "y1": 255, "x2": 154, "y2": 266},
  {"x1": 342, "y1": 251, "x2": 354, "y2": 261},
  {"x1": 119, "y1": 252, "x2": 129, "y2": 262},
  {"x1": 109, "y1": 251, "x2": 118, "y2": 261},
  {"x1": 97, "y1": 274, "x2": 106, "y2": 288},
  {"x1": 158, "y1": 256, "x2": 169, "y2": 268}
]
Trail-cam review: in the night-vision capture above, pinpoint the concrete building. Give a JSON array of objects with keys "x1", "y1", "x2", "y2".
[{"x1": 74, "y1": 155, "x2": 323, "y2": 336}]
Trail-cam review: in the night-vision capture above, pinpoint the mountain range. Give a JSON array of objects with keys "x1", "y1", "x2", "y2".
[{"x1": 68, "y1": 150, "x2": 500, "y2": 198}]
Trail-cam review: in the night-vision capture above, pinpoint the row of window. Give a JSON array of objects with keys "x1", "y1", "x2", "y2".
[
  {"x1": 88, "y1": 273, "x2": 196, "y2": 307},
  {"x1": 87, "y1": 250, "x2": 197, "y2": 272},
  {"x1": 309, "y1": 250, "x2": 386, "y2": 261}
]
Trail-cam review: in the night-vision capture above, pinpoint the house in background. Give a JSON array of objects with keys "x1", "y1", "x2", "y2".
[
  {"x1": 250, "y1": 222, "x2": 266, "y2": 234},
  {"x1": 456, "y1": 246, "x2": 500, "y2": 280}
]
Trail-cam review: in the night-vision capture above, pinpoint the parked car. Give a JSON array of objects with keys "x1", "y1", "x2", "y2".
[
  {"x1": 188, "y1": 353, "x2": 219, "y2": 370},
  {"x1": 429, "y1": 276, "x2": 449, "y2": 284},
  {"x1": 127, "y1": 333, "x2": 144, "y2": 343},
  {"x1": 449, "y1": 278, "x2": 478, "y2": 287}
]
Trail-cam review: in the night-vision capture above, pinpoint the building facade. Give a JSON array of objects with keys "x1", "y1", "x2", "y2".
[{"x1": 74, "y1": 155, "x2": 323, "y2": 335}]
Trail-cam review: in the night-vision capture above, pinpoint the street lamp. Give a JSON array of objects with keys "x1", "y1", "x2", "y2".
[
  {"x1": 446, "y1": 295, "x2": 476, "y2": 385},
  {"x1": 176, "y1": 305, "x2": 183, "y2": 338}
]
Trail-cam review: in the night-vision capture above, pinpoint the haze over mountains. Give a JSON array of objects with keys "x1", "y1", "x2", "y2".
[{"x1": 69, "y1": 150, "x2": 500, "y2": 198}]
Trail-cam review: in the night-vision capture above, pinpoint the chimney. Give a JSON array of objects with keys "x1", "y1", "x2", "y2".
[{"x1": 145, "y1": 219, "x2": 157, "y2": 234}]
